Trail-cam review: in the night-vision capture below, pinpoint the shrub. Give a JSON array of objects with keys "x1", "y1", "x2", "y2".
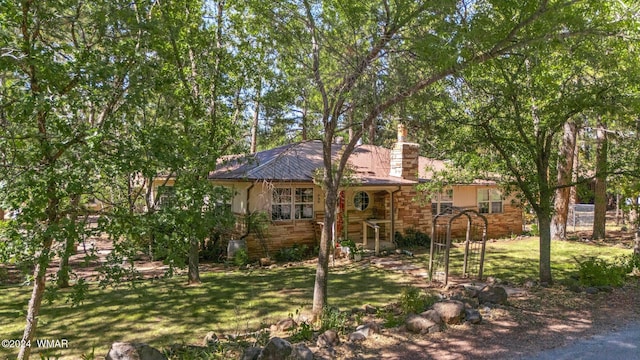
[
  {"x1": 274, "y1": 244, "x2": 310, "y2": 262},
  {"x1": 574, "y1": 256, "x2": 629, "y2": 287},
  {"x1": 399, "y1": 286, "x2": 438, "y2": 314},
  {"x1": 233, "y1": 249, "x2": 249, "y2": 267},
  {"x1": 288, "y1": 321, "x2": 313, "y2": 342},
  {"x1": 394, "y1": 228, "x2": 430, "y2": 248},
  {"x1": 320, "y1": 306, "x2": 349, "y2": 334}
]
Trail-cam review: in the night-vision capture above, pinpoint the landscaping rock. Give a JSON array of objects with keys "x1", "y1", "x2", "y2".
[
  {"x1": 105, "y1": 342, "x2": 167, "y2": 360},
  {"x1": 356, "y1": 322, "x2": 380, "y2": 336},
  {"x1": 419, "y1": 309, "x2": 442, "y2": 325},
  {"x1": 317, "y1": 330, "x2": 340, "y2": 348},
  {"x1": 432, "y1": 300, "x2": 466, "y2": 325},
  {"x1": 292, "y1": 343, "x2": 314, "y2": 360},
  {"x1": 258, "y1": 337, "x2": 292, "y2": 360},
  {"x1": 598, "y1": 285, "x2": 613, "y2": 293},
  {"x1": 567, "y1": 283, "x2": 583, "y2": 293},
  {"x1": 275, "y1": 318, "x2": 297, "y2": 331},
  {"x1": 406, "y1": 314, "x2": 439, "y2": 334},
  {"x1": 586, "y1": 287, "x2": 599, "y2": 294},
  {"x1": 349, "y1": 322, "x2": 380, "y2": 341},
  {"x1": 203, "y1": 332, "x2": 218, "y2": 347},
  {"x1": 348, "y1": 331, "x2": 367, "y2": 342},
  {"x1": 465, "y1": 308, "x2": 482, "y2": 324},
  {"x1": 478, "y1": 286, "x2": 508, "y2": 305},
  {"x1": 241, "y1": 346, "x2": 262, "y2": 360},
  {"x1": 363, "y1": 304, "x2": 378, "y2": 314}
]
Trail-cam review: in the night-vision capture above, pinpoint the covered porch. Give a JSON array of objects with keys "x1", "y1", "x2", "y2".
[{"x1": 338, "y1": 187, "x2": 404, "y2": 255}]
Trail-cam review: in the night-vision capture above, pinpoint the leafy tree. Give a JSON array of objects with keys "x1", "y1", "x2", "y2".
[
  {"x1": 419, "y1": 3, "x2": 637, "y2": 284},
  {"x1": 250, "y1": 0, "x2": 625, "y2": 315},
  {"x1": 0, "y1": 1, "x2": 157, "y2": 358}
]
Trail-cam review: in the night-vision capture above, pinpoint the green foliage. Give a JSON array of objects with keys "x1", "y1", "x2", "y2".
[
  {"x1": 233, "y1": 249, "x2": 250, "y2": 267},
  {"x1": 66, "y1": 278, "x2": 90, "y2": 307},
  {"x1": 382, "y1": 313, "x2": 404, "y2": 328},
  {"x1": 274, "y1": 244, "x2": 311, "y2": 262},
  {"x1": 399, "y1": 286, "x2": 438, "y2": 314},
  {"x1": 320, "y1": 306, "x2": 349, "y2": 335},
  {"x1": 288, "y1": 321, "x2": 314, "y2": 342},
  {"x1": 164, "y1": 344, "x2": 228, "y2": 360},
  {"x1": 338, "y1": 239, "x2": 361, "y2": 256},
  {"x1": 620, "y1": 253, "x2": 640, "y2": 274},
  {"x1": 394, "y1": 228, "x2": 431, "y2": 248},
  {"x1": 574, "y1": 256, "x2": 629, "y2": 287}
]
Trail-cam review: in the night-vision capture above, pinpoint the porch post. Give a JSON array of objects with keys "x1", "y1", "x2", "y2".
[
  {"x1": 362, "y1": 221, "x2": 368, "y2": 247},
  {"x1": 390, "y1": 190, "x2": 395, "y2": 245}
]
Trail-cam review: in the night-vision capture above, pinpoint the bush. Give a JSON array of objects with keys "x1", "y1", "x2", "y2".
[
  {"x1": 574, "y1": 256, "x2": 629, "y2": 287},
  {"x1": 288, "y1": 321, "x2": 313, "y2": 342},
  {"x1": 394, "y1": 228, "x2": 431, "y2": 248},
  {"x1": 399, "y1": 286, "x2": 438, "y2": 314},
  {"x1": 233, "y1": 249, "x2": 249, "y2": 267},
  {"x1": 274, "y1": 244, "x2": 310, "y2": 262},
  {"x1": 320, "y1": 306, "x2": 349, "y2": 334}
]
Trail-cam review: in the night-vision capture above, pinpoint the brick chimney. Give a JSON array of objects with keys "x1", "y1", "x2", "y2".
[{"x1": 389, "y1": 124, "x2": 419, "y2": 181}]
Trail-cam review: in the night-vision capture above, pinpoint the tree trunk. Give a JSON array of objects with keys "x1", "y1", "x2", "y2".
[
  {"x1": 188, "y1": 235, "x2": 201, "y2": 285},
  {"x1": 18, "y1": 260, "x2": 48, "y2": 360},
  {"x1": 592, "y1": 120, "x2": 608, "y2": 240},
  {"x1": 313, "y1": 184, "x2": 336, "y2": 318},
  {"x1": 551, "y1": 120, "x2": 577, "y2": 240},
  {"x1": 19, "y1": 183, "x2": 58, "y2": 360},
  {"x1": 537, "y1": 212, "x2": 553, "y2": 285},
  {"x1": 57, "y1": 195, "x2": 81, "y2": 288},
  {"x1": 368, "y1": 116, "x2": 376, "y2": 144},
  {"x1": 634, "y1": 228, "x2": 640, "y2": 256},
  {"x1": 57, "y1": 236, "x2": 76, "y2": 289},
  {"x1": 250, "y1": 80, "x2": 262, "y2": 154}
]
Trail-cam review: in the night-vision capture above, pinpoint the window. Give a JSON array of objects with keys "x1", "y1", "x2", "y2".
[
  {"x1": 478, "y1": 189, "x2": 503, "y2": 214},
  {"x1": 272, "y1": 188, "x2": 292, "y2": 220},
  {"x1": 272, "y1": 187, "x2": 314, "y2": 221},
  {"x1": 157, "y1": 186, "x2": 176, "y2": 208},
  {"x1": 431, "y1": 189, "x2": 453, "y2": 216},
  {"x1": 353, "y1": 191, "x2": 370, "y2": 211},
  {"x1": 295, "y1": 188, "x2": 314, "y2": 219}
]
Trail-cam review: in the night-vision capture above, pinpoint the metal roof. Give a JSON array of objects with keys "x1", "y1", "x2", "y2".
[{"x1": 208, "y1": 141, "x2": 451, "y2": 186}]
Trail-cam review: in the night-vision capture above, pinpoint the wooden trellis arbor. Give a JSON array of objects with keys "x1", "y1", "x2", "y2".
[{"x1": 428, "y1": 208, "x2": 488, "y2": 285}]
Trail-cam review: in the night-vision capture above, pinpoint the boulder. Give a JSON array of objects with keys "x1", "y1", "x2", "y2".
[
  {"x1": 363, "y1": 304, "x2": 378, "y2": 314},
  {"x1": 432, "y1": 300, "x2": 466, "y2": 325},
  {"x1": 275, "y1": 318, "x2": 297, "y2": 331},
  {"x1": 241, "y1": 346, "x2": 262, "y2": 360},
  {"x1": 406, "y1": 314, "x2": 439, "y2": 334},
  {"x1": 203, "y1": 332, "x2": 218, "y2": 347},
  {"x1": 292, "y1": 343, "x2": 314, "y2": 360},
  {"x1": 356, "y1": 322, "x2": 380, "y2": 337},
  {"x1": 348, "y1": 332, "x2": 367, "y2": 342},
  {"x1": 258, "y1": 337, "x2": 292, "y2": 360},
  {"x1": 317, "y1": 330, "x2": 340, "y2": 348},
  {"x1": 420, "y1": 309, "x2": 442, "y2": 325},
  {"x1": 478, "y1": 286, "x2": 508, "y2": 305},
  {"x1": 348, "y1": 322, "x2": 380, "y2": 341},
  {"x1": 585, "y1": 287, "x2": 599, "y2": 294},
  {"x1": 465, "y1": 308, "x2": 482, "y2": 324},
  {"x1": 105, "y1": 342, "x2": 167, "y2": 360}
]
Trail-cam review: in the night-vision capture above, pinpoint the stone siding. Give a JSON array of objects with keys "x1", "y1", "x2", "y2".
[{"x1": 389, "y1": 143, "x2": 419, "y2": 181}]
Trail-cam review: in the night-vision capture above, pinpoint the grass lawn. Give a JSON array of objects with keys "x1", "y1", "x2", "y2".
[
  {"x1": 0, "y1": 236, "x2": 634, "y2": 359},
  {"x1": 0, "y1": 262, "x2": 413, "y2": 359}
]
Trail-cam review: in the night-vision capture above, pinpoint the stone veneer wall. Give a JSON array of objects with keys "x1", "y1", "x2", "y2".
[
  {"x1": 389, "y1": 143, "x2": 419, "y2": 181},
  {"x1": 433, "y1": 205, "x2": 523, "y2": 240},
  {"x1": 392, "y1": 187, "x2": 433, "y2": 237},
  {"x1": 235, "y1": 190, "x2": 522, "y2": 258},
  {"x1": 392, "y1": 187, "x2": 523, "y2": 241}
]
